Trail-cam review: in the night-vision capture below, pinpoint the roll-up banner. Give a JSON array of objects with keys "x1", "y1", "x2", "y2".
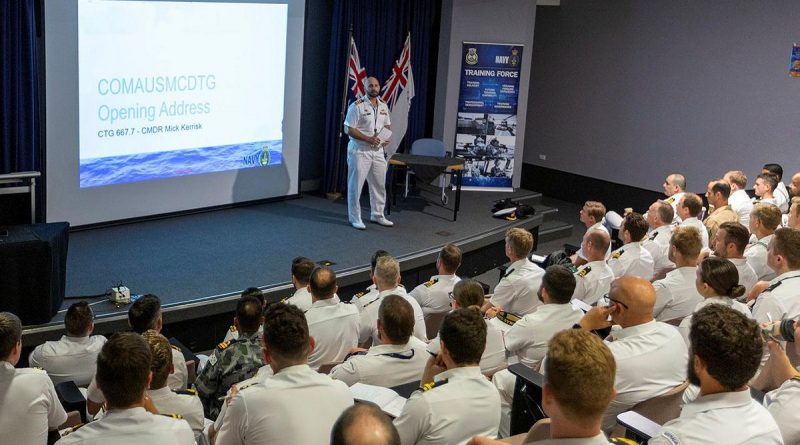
[{"x1": 454, "y1": 42, "x2": 523, "y2": 191}]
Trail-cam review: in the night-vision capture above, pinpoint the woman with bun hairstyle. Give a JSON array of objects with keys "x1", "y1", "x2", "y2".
[{"x1": 678, "y1": 256, "x2": 753, "y2": 343}]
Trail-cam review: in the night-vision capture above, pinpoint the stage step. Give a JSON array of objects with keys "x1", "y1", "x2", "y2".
[{"x1": 536, "y1": 220, "x2": 574, "y2": 245}]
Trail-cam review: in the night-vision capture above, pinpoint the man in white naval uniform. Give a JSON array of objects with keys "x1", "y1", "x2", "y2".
[
  {"x1": 393, "y1": 309, "x2": 500, "y2": 445},
  {"x1": 409, "y1": 244, "x2": 462, "y2": 316},
  {"x1": 351, "y1": 250, "x2": 390, "y2": 312},
  {"x1": 305, "y1": 267, "x2": 360, "y2": 370},
  {"x1": 491, "y1": 265, "x2": 585, "y2": 437},
  {"x1": 1, "y1": 312, "x2": 67, "y2": 445},
  {"x1": 467, "y1": 330, "x2": 618, "y2": 445},
  {"x1": 652, "y1": 226, "x2": 704, "y2": 323},
  {"x1": 724, "y1": 170, "x2": 754, "y2": 227},
  {"x1": 570, "y1": 200, "x2": 610, "y2": 266},
  {"x1": 757, "y1": 317, "x2": 800, "y2": 444},
  {"x1": 577, "y1": 277, "x2": 687, "y2": 431},
  {"x1": 483, "y1": 227, "x2": 545, "y2": 316},
  {"x1": 649, "y1": 305, "x2": 782, "y2": 445},
  {"x1": 58, "y1": 333, "x2": 194, "y2": 445},
  {"x1": 214, "y1": 304, "x2": 354, "y2": 445},
  {"x1": 331, "y1": 295, "x2": 428, "y2": 387},
  {"x1": 142, "y1": 330, "x2": 205, "y2": 438},
  {"x1": 29, "y1": 301, "x2": 106, "y2": 386},
  {"x1": 283, "y1": 256, "x2": 315, "y2": 312},
  {"x1": 607, "y1": 212, "x2": 654, "y2": 280},
  {"x1": 344, "y1": 76, "x2": 393, "y2": 230},
  {"x1": 572, "y1": 229, "x2": 614, "y2": 305},
  {"x1": 746, "y1": 202, "x2": 782, "y2": 281},
  {"x1": 711, "y1": 222, "x2": 758, "y2": 296},
  {"x1": 762, "y1": 163, "x2": 790, "y2": 213},
  {"x1": 751, "y1": 228, "x2": 800, "y2": 324},
  {"x1": 358, "y1": 256, "x2": 426, "y2": 346},
  {"x1": 660, "y1": 173, "x2": 687, "y2": 224},
  {"x1": 643, "y1": 200, "x2": 676, "y2": 279},
  {"x1": 676, "y1": 193, "x2": 709, "y2": 249}
]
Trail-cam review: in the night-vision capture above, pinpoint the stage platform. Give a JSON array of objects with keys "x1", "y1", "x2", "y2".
[{"x1": 21, "y1": 188, "x2": 573, "y2": 352}]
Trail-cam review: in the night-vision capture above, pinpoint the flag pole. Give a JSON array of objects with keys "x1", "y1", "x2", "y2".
[{"x1": 327, "y1": 25, "x2": 354, "y2": 200}]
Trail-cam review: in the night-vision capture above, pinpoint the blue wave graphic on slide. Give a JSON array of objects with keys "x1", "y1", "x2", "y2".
[{"x1": 80, "y1": 141, "x2": 282, "y2": 188}]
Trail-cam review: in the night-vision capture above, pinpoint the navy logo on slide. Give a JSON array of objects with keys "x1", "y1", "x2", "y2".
[
  {"x1": 465, "y1": 48, "x2": 478, "y2": 65},
  {"x1": 510, "y1": 47, "x2": 519, "y2": 67},
  {"x1": 259, "y1": 145, "x2": 271, "y2": 166}
]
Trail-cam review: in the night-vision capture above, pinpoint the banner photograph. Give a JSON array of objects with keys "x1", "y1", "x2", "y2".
[{"x1": 454, "y1": 42, "x2": 523, "y2": 190}]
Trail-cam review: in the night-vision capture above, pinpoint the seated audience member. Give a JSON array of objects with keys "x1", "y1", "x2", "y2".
[
  {"x1": 142, "y1": 330, "x2": 205, "y2": 437},
  {"x1": 468, "y1": 329, "x2": 618, "y2": 445},
  {"x1": 755, "y1": 173, "x2": 780, "y2": 206},
  {"x1": 29, "y1": 301, "x2": 106, "y2": 386},
  {"x1": 58, "y1": 333, "x2": 194, "y2": 444},
  {"x1": 196, "y1": 295, "x2": 265, "y2": 419},
  {"x1": 572, "y1": 229, "x2": 614, "y2": 305},
  {"x1": 409, "y1": 244, "x2": 462, "y2": 316},
  {"x1": 484, "y1": 228, "x2": 544, "y2": 316},
  {"x1": 331, "y1": 402, "x2": 401, "y2": 445},
  {"x1": 660, "y1": 173, "x2": 687, "y2": 223},
  {"x1": 703, "y1": 179, "x2": 738, "y2": 242},
  {"x1": 0, "y1": 312, "x2": 67, "y2": 445},
  {"x1": 284, "y1": 256, "x2": 316, "y2": 312},
  {"x1": 393, "y1": 309, "x2": 501, "y2": 444},
  {"x1": 724, "y1": 170, "x2": 754, "y2": 227},
  {"x1": 214, "y1": 304, "x2": 353, "y2": 445},
  {"x1": 678, "y1": 257, "x2": 751, "y2": 343},
  {"x1": 763, "y1": 163, "x2": 790, "y2": 212},
  {"x1": 756, "y1": 316, "x2": 800, "y2": 444},
  {"x1": 577, "y1": 277, "x2": 687, "y2": 431},
  {"x1": 491, "y1": 265, "x2": 584, "y2": 437},
  {"x1": 751, "y1": 228, "x2": 800, "y2": 324},
  {"x1": 570, "y1": 201, "x2": 610, "y2": 266},
  {"x1": 607, "y1": 212, "x2": 654, "y2": 279},
  {"x1": 130, "y1": 294, "x2": 188, "y2": 390},
  {"x1": 352, "y1": 250, "x2": 391, "y2": 311},
  {"x1": 358, "y1": 256, "x2": 426, "y2": 346},
  {"x1": 306, "y1": 267, "x2": 361, "y2": 369},
  {"x1": 649, "y1": 305, "x2": 782, "y2": 445},
  {"x1": 652, "y1": 226, "x2": 704, "y2": 322},
  {"x1": 677, "y1": 192, "x2": 709, "y2": 249},
  {"x1": 430, "y1": 279, "x2": 507, "y2": 375},
  {"x1": 746, "y1": 202, "x2": 782, "y2": 281},
  {"x1": 643, "y1": 200, "x2": 676, "y2": 279},
  {"x1": 790, "y1": 171, "x2": 800, "y2": 198},
  {"x1": 224, "y1": 287, "x2": 265, "y2": 342},
  {"x1": 788, "y1": 197, "x2": 800, "y2": 229},
  {"x1": 331, "y1": 295, "x2": 427, "y2": 387},
  {"x1": 711, "y1": 222, "x2": 759, "y2": 295}
]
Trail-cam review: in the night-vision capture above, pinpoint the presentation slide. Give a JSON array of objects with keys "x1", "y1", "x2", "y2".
[
  {"x1": 45, "y1": 0, "x2": 305, "y2": 226},
  {"x1": 78, "y1": 0, "x2": 286, "y2": 188}
]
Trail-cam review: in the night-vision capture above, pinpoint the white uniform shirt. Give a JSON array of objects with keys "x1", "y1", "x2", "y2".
[
  {"x1": 345, "y1": 96, "x2": 391, "y2": 149},
  {"x1": 764, "y1": 377, "x2": 800, "y2": 444},
  {"x1": 147, "y1": 386, "x2": 205, "y2": 434},
  {"x1": 752, "y1": 270, "x2": 800, "y2": 323},
  {"x1": 729, "y1": 189, "x2": 754, "y2": 227},
  {"x1": 167, "y1": 347, "x2": 188, "y2": 391},
  {"x1": 393, "y1": 367, "x2": 501, "y2": 445},
  {"x1": 0, "y1": 362, "x2": 67, "y2": 445},
  {"x1": 649, "y1": 390, "x2": 783, "y2": 445},
  {"x1": 678, "y1": 296, "x2": 752, "y2": 344},
  {"x1": 527, "y1": 434, "x2": 612, "y2": 445},
  {"x1": 306, "y1": 297, "x2": 360, "y2": 369},
  {"x1": 489, "y1": 258, "x2": 545, "y2": 316},
  {"x1": 745, "y1": 234, "x2": 776, "y2": 281},
  {"x1": 642, "y1": 225, "x2": 675, "y2": 277},
  {"x1": 330, "y1": 337, "x2": 428, "y2": 387},
  {"x1": 427, "y1": 319, "x2": 507, "y2": 375},
  {"x1": 409, "y1": 274, "x2": 461, "y2": 315},
  {"x1": 652, "y1": 267, "x2": 704, "y2": 322},
  {"x1": 351, "y1": 284, "x2": 378, "y2": 312},
  {"x1": 28, "y1": 334, "x2": 106, "y2": 385},
  {"x1": 728, "y1": 257, "x2": 759, "y2": 297},
  {"x1": 680, "y1": 217, "x2": 709, "y2": 249},
  {"x1": 215, "y1": 364, "x2": 353, "y2": 445},
  {"x1": 285, "y1": 286, "x2": 312, "y2": 312},
  {"x1": 608, "y1": 242, "x2": 655, "y2": 280},
  {"x1": 573, "y1": 260, "x2": 615, "y2": 305},
  {"x1": 602, "y1": 320, "x2": 687, "y2": 430},
  {"x1": 504, "y1": 303, "x2": 585, "y2": 370},
  {"x1": 358, "y1": 287, "x2": 427, "y2": 345},
  {"x1": 775, "y1": 181, "x2": 790, "y2": 213},
  {"x1": 57, "y1": 406, "x2": 194, "y2": 445}
]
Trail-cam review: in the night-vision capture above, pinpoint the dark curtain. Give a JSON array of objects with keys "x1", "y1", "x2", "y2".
[
  {"x1": 1, "y1": 0, "x2": 40, "y2": 174},
  {"x1": 322, "y1": 0, "x2": 441, "y2": 194}
]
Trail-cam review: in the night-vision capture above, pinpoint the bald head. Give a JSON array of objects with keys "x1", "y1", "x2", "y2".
[
  {"x1": 582, "y1": 229, "x2": 610, "y2": 261},
  {"x1": 331, "y1": 403, "x2": 400, "y2": 445},
  {"x1": 609, "y1": 277, "x2": 656, "y2": 327}
]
